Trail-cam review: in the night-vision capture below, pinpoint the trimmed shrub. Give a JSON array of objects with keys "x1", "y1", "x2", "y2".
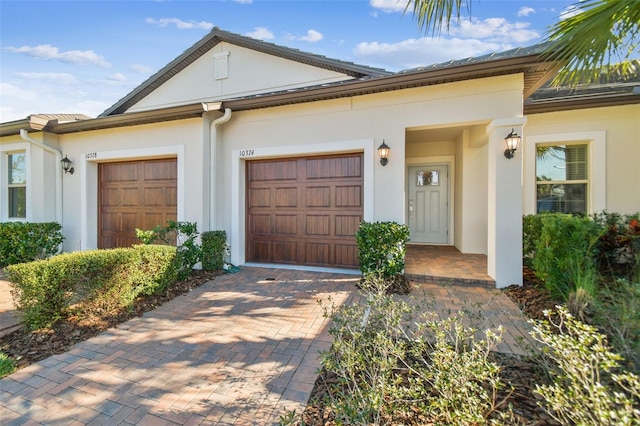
[
  {"x1": 201, "y1": 230, "x2": 227, "y2": 271},
  {"x1": 136, "y1": 220, "x2": 201, "y2": 280},
  {"x1": 5, "y1": 245, "x2": 178, "y2": 330},
  {"x1": 522, "y1": 213, "x2": 549, "y2": 269},
  {"x1": 0, "y1": 222, "x2": 63, "y2": 268},
  {"x1": 356, "y1": 221, "x2": 410, "y2": 279}
]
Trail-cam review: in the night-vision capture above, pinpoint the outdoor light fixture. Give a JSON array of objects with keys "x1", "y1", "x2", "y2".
[
  {"x1": 504, "y1": 128, "x2": 521, "y2": 159},
  {"x1": 377, "y1": 141, "x2": 390, "y2": 166},
  {"x1": 61, "y1": 155, "x2": 74, "y2": 174}
]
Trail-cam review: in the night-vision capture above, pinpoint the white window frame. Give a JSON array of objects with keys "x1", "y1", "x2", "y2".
[
  {"x1": 524, "y1": 131, "x2": 606, "y2": 215},
  {"x1": 0, "y1": 143, "x2": 30, "y2": 222}
]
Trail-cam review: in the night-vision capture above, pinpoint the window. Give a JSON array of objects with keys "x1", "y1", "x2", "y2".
[
  {"x1": 8, "y1": 152, "x2": 26, "y2": 218},
  {"x1": 536, "y1": 144, "x2": 587, "y2": 214}
]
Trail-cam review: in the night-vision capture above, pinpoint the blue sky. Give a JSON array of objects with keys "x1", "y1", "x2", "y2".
[{"x1": 1, "y1": 0, "x2": 577, "y2": 122}]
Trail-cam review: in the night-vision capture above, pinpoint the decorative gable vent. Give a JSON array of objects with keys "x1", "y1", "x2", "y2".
[{"x1": 214, "y1": 51, "x2": 230, "y2": 80}]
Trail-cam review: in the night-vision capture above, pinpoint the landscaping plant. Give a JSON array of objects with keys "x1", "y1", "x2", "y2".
[
  {"x1": 201, "y1": 230, "x2": 227, "y2": 271},
  {"x1": 531, "y1": 306, "x2": 640, "y2": 425},
  {"x1": 136, "y1": 220, "x2": 202, "y2": 280},
  {"x1": 356, "y1": 221, "x2": 410, "y2": 280},
  {"x1": 0, "y1": 222, "x2": 63, "y2": 268}
]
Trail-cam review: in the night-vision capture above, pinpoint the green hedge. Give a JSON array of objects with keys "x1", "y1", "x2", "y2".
[
  {"x1": 356, "y1": 221, "x2": 410, "y2": 278},
  {"x1": 0, "y1": 222, "x2": 63, "y2": 268},
  {"x1": 201, "y1": 230, "x2": 227, "y2": 271},
  {"x1": 5, "y1": 245, "x2": 178, "y2": 330}
]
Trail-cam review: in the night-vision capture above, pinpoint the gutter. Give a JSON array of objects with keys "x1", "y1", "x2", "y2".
[
  {"x1": 205, "y1": 106, "x2": 232, "y2": 230},
  {"x1": 19, "y1": 129, "x2": 63, "y2": 224}
]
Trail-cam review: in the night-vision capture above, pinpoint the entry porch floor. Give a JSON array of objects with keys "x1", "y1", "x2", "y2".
[{"x1": 405, "y1": 245, "x2": 495, "y2": 288}]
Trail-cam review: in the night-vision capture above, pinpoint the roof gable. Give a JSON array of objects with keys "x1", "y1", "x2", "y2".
[{"x1": 100, "y1": 27, "x2": 391, "y2": 117}]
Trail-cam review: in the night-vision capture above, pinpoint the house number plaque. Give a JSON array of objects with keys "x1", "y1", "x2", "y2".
[{"x1": 239, "y1": 149, "x2": 255, "y2": 158}]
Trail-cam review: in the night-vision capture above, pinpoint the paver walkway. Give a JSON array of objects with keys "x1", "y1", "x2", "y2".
[{"x1": 0, "y1": 267, "x2": 535, "y2": 425}]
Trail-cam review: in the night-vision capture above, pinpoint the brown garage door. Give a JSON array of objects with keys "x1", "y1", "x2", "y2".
[
  {"x1": 99, "y1": 158, "x2": 177, "y2": 249},
  {"x1": 246, "y1": 153, "x2": 363, "y2": 268}
]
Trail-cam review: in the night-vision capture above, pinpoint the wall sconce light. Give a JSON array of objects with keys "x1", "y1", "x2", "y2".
[
  {"x1": 61, "y1": 155, "x2": 74, "y2": 174},
  {"x1": 377, "y1": 141, "x2": 390, "y2": 166},
  {"x1": 504, "y1": 128, "x2": 521, "y2": 159}
]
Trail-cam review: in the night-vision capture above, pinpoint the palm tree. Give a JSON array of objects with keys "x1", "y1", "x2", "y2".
[{"x1": 407, "y1": 0, "x2": 640, "y2": 86}]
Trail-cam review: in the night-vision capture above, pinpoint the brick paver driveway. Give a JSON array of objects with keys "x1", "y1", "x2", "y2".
[{"x1": 0, "y1": 267, "x2": 360, "y2": 425}]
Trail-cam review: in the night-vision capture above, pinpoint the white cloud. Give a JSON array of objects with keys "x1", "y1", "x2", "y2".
[
  {"x1": 145, "y1": 17, "x2": 214, "y2": 30},
  {"x1": 131, "y1": 64, "x2": 153, "y2": 73},
  {"x1": 5, "y1": 44, "x2": 111, "y2": 67},
  {"x1": 108, "y1": 73, "x2": 127, "y2": 82},
  {"x1": 354, "y1": 37, "x2": 504, "y2": 70},
  {"x1": 290, "y1": 29, "x2": 324, "y2": 43},
  {"x1": 449, "y1": 17, "x2": 539, "y2": 44},
  {"x1": 233, "y1": 0, "x2": 252, "y2": 3},
  {"x1": 245, "y1": 27, "x2": 275, "y2": 40},
  {"x1": 517, "y1": 6, "x2": 536, "y2": 17},
  {"x1": 14, "y1": 72, "x2": 77, "y2": 84},
  {"x1": 369, "y1": 0, "x2": 409, "y2": 13}
]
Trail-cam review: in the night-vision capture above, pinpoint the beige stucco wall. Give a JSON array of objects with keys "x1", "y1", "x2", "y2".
[
  {"x1": 129, "y1": 43, "x2": 354, "y2": 113},
  {"x1": 525, "y1": 104, "x2": 640, "y2": 214}
]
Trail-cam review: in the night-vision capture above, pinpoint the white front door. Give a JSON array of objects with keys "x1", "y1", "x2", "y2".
[{"x1": 408, "y1": 164, "x2": 449, "y2": 244}]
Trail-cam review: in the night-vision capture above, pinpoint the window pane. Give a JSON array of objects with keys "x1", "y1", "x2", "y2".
[
  {"x1": 537, "y1": 183, "x2": 586, "y2": 214},
  {"x1": 536, "y1": 144, "x2": 587, "y2": 182},
  {"x1": 9, "y1": 187, "x2": 26, "y2": 218},
  {"x1": 8, "y1": 153, "x2": 26, "y2": 185}
]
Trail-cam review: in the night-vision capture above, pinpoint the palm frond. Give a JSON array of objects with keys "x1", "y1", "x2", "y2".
[
  {"x1": 408, "y1": 0, "x2": 471, "y2": 36},
  {"x1": 543, "y1": 0, "x2": 640, "y2": 87}
]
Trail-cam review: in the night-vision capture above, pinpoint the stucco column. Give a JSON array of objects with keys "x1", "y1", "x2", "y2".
[{"x1": 486, "y1": 118, "x2": 526, "y2": 288}]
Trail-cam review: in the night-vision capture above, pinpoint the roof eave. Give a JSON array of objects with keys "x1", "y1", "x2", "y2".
[{"x1": 524, "y1": 93, "x2": 640, "y2": 114}]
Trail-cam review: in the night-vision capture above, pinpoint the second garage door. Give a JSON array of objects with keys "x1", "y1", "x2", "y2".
[{"x1": 246, "y1": 153, "x2": 363, "y2": 269}]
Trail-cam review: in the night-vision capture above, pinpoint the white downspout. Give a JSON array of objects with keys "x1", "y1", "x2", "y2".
[
  {"x1": 19, "y1": 129, "x2": 63, "y2": 224},
  {"x1": 208, "y1": 108, "x2": 232, "y2": 230}
]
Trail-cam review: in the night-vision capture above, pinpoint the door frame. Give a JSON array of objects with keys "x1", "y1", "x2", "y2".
[{"x1": 406, "y1": 155, "x2": 454, "y2": 246}]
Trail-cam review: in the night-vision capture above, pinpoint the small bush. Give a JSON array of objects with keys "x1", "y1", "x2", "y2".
[
  {"x1": 356, "y1": 221, "x2": 410, "y2": 279},
  {"x1": 531, "y1": 307, "x2": 640, "y2": 425},
  {"x1": 592, "y1": 211, "x2": 640, "y2": 279},
  {"x1": 0, "y1": 222, "x2": 63, "y2": 268},
  {"x1": 201, "y1": 230, "x2": 227, "y2": 271},
  {"x1": 0, "y1": 351, "x2": 15, "y2": 377},
  {"x1": 523, "y1": 213, "x2": 547, "y2": 269},
  {"x1": 533, "y1": 214, "x2": 602, "y2": 300},
  {"x1": 5, "y1": 245, "x2": 177, "y2": 330},
  {"x1": 136, "y1": 220, "x2": 201, "y2": 280}
]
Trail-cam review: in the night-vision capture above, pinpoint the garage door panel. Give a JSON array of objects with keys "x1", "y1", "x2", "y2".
[
  {"x1": 306, "y1": 186, "x2": 330, "y2": 207},
  {"x1": 335, "y1": 244, "x2": 358, "y2": 267},
  {"x1": 247, "y1": 153, "x2": 362, "y2": 268},
  {"x1": 101, "y1": 188, "x2": 121, "y2": 206},
  {"x1": 305, "y1": 215, "x2": 330, "y2": 236},
  {"x1": 249, "y1": 160, "x2": 297, "y2": 181},
  {"x1": 273, "y1": 242, "x2": 298, "y2": 264},
  {"x1": 336, "y1": 185, "x2": 362, "y2": 207},
  {"x1": 306, "y1": 156, "x2": 362, "y2": 179},
  {"x1": 101, "y1": 163, "x2": 139, "y2": 182},
  {"x1": 248, "y1": 188, "x2": 271, "y2": 208},
  {"x1": 335, "y1": 215, "x2": 361, "y2": 237},
  {"x1": 275, "y1": 187, "x2": 297, "y2": 207},
  {"x1": 144, "y1": 160, "x2": 177, "y2": 181},
  {"x1": 275, "y1": 215, "x2": 297, "y2": 235},
  {"x1": 249, "y1": 214, "x2": 271, "y2": 234},
  {"x1": 305, "y1": 243, "x2": 330, "y2": 265},
  {"x1": 99, "y1": 159, "x2": 177, "y2": 249}
]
